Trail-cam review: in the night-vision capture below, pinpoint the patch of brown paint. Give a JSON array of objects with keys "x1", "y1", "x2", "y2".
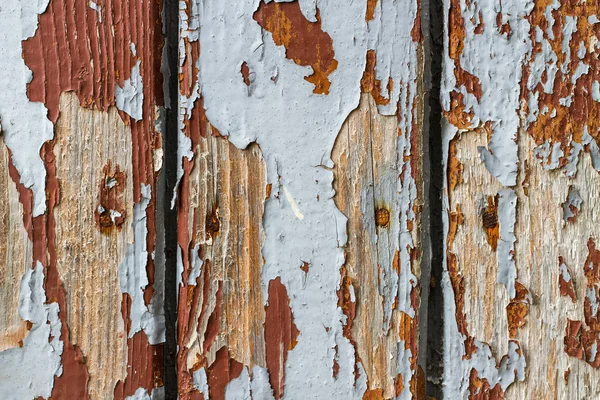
[
  {"x1": 473, "y1": 11, "x2": 484, "y2": 35},
  {"x1": 300, "y1": 261, "x2": 310, "y2": 274},
  {"x1": 563, "y1": 239, "x2": 600, "y2": 368},
  {"x1": 95, "y1": 162, "x2": 127, "y2": 232},
  {"x1": 375, "y1": 207, "x2": 390, "y2": 227},
  {"x1": 558, "y1": 256, "x2": 576, "y2": 302},
  {"x1": 481, "y1": 195, "x2": 499, "y2": 252},
  {"x1": 207, "y1": 347, "x2": 244, "y2": 400},
  {"x1": 410, "y1": 0, "x2": 422, "y2": 43},
  {"x1": 468, "y1": 368, "x2": 504, "y2": 400},
  {"x1": 564, "y1": 319, "x2": 583, "y2": 360},
  {"x1": 361, "y1": 50, "x2": 393, "y2": 106},
  {"x1": 337, "y1": 265, "x2": 362, "y2": 384},
  {"x1": 564, "y1": 368, "x2": 571, "y2": 385},
  {"x1": 264, "y1": 277, "x2": 300, "y2": 399},
  {"x1": 506, "y1": 282, "x2": 531, "y2": 337},
  {"x1": 496, "y1": 13, "x2": 512, "y2": 37},
  {"x1": 332, "y1": 345, "x2": 340, "y2": 379},
  {"x1": 363, "y1": 388, "x2": 384, "y2": 399},
  {"x1": 241, "y1": 62, "x2": 251, "y2": 86},
  {"x1": 394, "y1": 374, "x2": 404, "y2": 397},
  {"x1": 366, "y1": 0, "x2": 378, "y2": 22},
  {"x1": 253, "y1": 1, "x2": 338, "y2": 94},
  {"x1": 522, "y1": 3, "x2": 600, "y2": 168}
]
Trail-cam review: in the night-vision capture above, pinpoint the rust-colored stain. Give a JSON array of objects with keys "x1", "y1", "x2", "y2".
[
  {"x1": 481, "y1": 195, "x2": 499, "y2": 252},
  {"x1": 241, "y1": 62, "x2": 251, "y2": 86},
  {"x1": 506, "y1": 282, "x2": 531, "y2": 337},
  {"x1": 363, "y1": 388, "x2": 384, "y2": 399},
  {"x1": 95, "y1": 162, "x2": 127, "y2": 232},
  {"x1": 558, "y1": 256, "x2": 576, "y2": 302},
  {"x1": 253, "y1": 0, "x2": 338, "y2": 94},
  {"x1": 205, "y1": 207, "x2": 221, "y2": 240},
  {"x1": 337, "y1": 265, "x2": 361, "y2": 384},
  {"x1": 563, "y1": 239, "x2": 600, "y2": 368},
  {"x1": 495, "y1": 13, "x2": 512, "y2": 37},
  {"x1": 522, "y1": 2, "x2": 600, "y2": 167},
  {"x1": 361, "y1": 50, "x2": 392, "y2": 105},
  {"x1": 207, "y1": 346, "x2": 244, "y2": 400},
  {"x1": 300, "y1": 261, "x2": 310, "y2": 274},
  {"x1": 564, "y1": 319, "x2": 584, "y2": 360},
  {"x1": 366, "y1": 0, "x2": 378, "y2": 22},
  {"x1": 468, "y1": 368, "x2": 504, "y2": 400},
  {"x1": 564, "y1": 368, "x2": 571, "y2": 385},
  {"x1": 264, "y1": 277, "x2": 300, "y2": 399},
  {"x1": 447, "y1": 134, "x2": 464, "y2": 191},
  {"x1": 375, "y1": 207, "x2": 391, "y2": 227},
  {"x1": 446, "y1": 0, "x2": 482, "y2": 109}
]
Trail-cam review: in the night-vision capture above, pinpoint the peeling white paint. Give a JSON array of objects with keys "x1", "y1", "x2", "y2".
[
  {"x1": 192, "y1": 367, "x2": 210, "y2": 399},
  {"x1": 442, "y1": 0, "x2": 533, "y2": 186},
  {"x1": 195, "y1": 0, "x2": 371, "y2": 396},
  {"x1": 0, "y1": 0, "x2": 53, "y2": 217},
  {"x1": 116, "y1": 60, "x2": 144, "y2": 121},
  {"x1": 118, "y1": 184, "x2": 165, "y2": 344},
  {"x1": 125, "y1": 386, "x2": 165, "y2": 400},
  {"x1": 0, "y1": 262, "x2": 63, "y2": 399}
]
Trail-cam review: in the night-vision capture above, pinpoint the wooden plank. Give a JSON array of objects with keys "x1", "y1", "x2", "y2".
[
  {"x1": 442, "y1": 0, "x2": 600, "y2": 398},
  {"x1": 176, "y1": 0, "x2": 425, "y2": 398},
  {"x1": 0, "y1": 0, "x2": 165, "y2": 398}
]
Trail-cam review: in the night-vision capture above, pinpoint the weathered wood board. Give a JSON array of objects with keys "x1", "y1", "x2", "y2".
[
  {"x1": 6, "y1": 0, "x2": 600, "y2": 399},
  {"x1": 175, "y1": 0, "x2": 425, "y2": 398},
  {"x1": 442, "y1": 0, "x2": 600, "y2": 398},
  {"x1": 0, "y1": 0, "x2": 166, "y2": 398}
]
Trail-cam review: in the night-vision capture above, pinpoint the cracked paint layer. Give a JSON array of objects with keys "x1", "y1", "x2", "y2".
[
  {"x1": 4, "y1": 0, "x2": 168, "y2": 396},
  {"x1": 177, "y1": 0, "x2": 423, "y2": 398},
  {"x1": 442, "y1": 0, "x2": 600, "y2": 397},
  {"x1": 0, "y1": 0, "x2": 53, "y2": 217},
  {"x1": 0, "y1": 262, "x2": 62, "y2": 399}
]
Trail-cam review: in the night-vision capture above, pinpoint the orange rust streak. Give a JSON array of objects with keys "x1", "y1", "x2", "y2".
[{"x1": 253, "y1": 1, "x2": 338, "y2": 94}]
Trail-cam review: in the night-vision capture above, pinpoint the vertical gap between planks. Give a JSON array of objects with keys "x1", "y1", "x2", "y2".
[
  {"x1": 419, "y1": 0, "x2": 446, "y2": 396},
  {"x1": 163, "y1": 0, "x2": 180, "y2": 397}
]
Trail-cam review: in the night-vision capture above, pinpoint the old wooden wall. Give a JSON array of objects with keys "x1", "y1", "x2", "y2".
[
  {"x1": 442, "y1": 0, "x2": 600, "y2": 398},
  {"x1": 1, "y1": 0, "x2": 599, "y2": 399}
]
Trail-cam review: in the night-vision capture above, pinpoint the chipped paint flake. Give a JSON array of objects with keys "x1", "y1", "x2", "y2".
[
  {"x1": 115, "y1": 60, "x2": 144, "y2": 121},
  {"x1": 0, "y1": 262, "x2": 63, "y2": 399},
  {"x1": 118, "y1": 184, "x2": 165, "y2": 344},
  {"x1": 0, "y1": 0, "x2": 53, "y2": 217},
  {"x1": 196, "y1": 0, "x2": 372, "y2": 396}
]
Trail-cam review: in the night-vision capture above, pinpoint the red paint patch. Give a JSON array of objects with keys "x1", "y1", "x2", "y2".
[
  {"x1": 253, "y1": 1, "x2": 338, "y2": 94},
  {"x1": 207, "y1": 347, "x2": 244, "y2": 400},
  {"x1": 264, "y1": 277, "x2": 300, "y2": 399}
]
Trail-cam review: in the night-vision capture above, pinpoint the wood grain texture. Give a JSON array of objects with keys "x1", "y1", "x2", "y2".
[
  {"x1": 53, "y1": 93, "x2": 131, "y2": 399},
  {"x1": 442, "y1": 0, "x2": 600, "y2": 398},
  {"x1": 0, "y1": 0, "x2": 165, "y2": 397},
  {"x1": 0, "y1": 137, "x2": 33, "y2": 352}
]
